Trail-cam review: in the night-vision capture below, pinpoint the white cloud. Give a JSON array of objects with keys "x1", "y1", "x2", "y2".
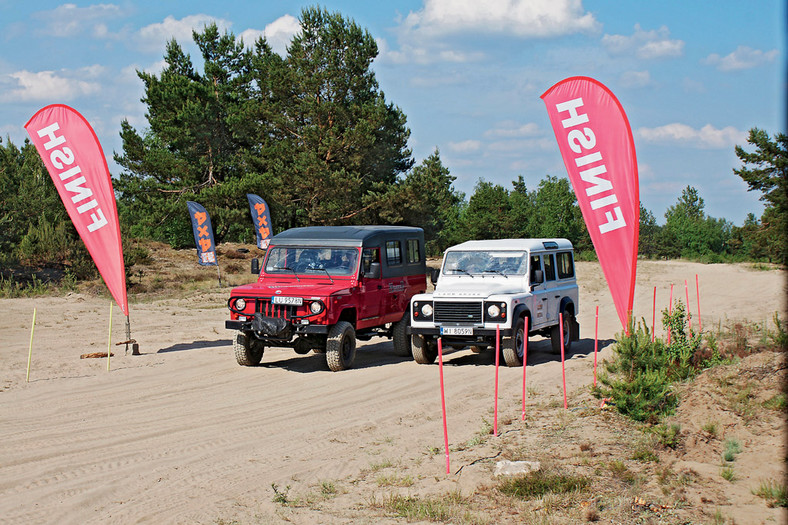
[
  {"x1": 383, "y1": 42, "x2": 485, "y2": 65},
  {"x1": 703, "y1": 46, "x2": 779, "y2": 72},
  {"x1": 448, "y1": 139, "x2": 481, "y2": 153},
  {"x1": 602, "y1": 24, "x2": 684, "y2": 59},
  {"x1": 402, "y1": 0, "x2": 599, "y2": 38},
  {"x1": 619, "y1": 70, "x2": 651, "y2": 88},
  {"x1": 484, "y1": 121, "x2": 540, "y2": 138},
  {"x1": 384, "y1": 0, "x2": 599, "y2": 65},
  {"x1": 1, "y1": 69, "x2": 102, "y2": 102},
  {"x1": 32, "y1": 3, "x2": 124, "y2": 38},
  {"x1": 238, "y1": 14, "x2": 300, "y2": 56},
  {"x1": 265, "y1": 14, "x2": 300, "y2": 55},
  {"x1": 137, "y1": 15, "x2": 232, "y2": 53},
  {"x1": 637, "y1": 123, "x2": 746, "y2": 149}
]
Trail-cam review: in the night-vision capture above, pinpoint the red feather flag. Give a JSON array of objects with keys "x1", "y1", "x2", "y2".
[
  {"x1": 25, "y1": 104, "x2": 128, "y2": 316},
  {"x1": 542, "y1": 77, "x2": 639, "y2": 329}
]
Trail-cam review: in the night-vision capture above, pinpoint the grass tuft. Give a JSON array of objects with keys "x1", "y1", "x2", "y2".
[
  {"x1": 752, "y1": 479, "x2": 788, "y2": 507},
  {"x1": 497, "y1": 469, "x2": 590, "y2": 500}
]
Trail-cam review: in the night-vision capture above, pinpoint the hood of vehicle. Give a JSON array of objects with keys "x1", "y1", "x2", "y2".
[
  {"x1": 433, "y1": 279, "x2": 524, "y2": 298},
  {"x1": 230, "y1": 279, "x2": 353, "y2": 298}
]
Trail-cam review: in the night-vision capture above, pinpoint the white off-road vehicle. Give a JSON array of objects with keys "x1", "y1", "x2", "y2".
[{"x1": 409, "y1": 239, "x2": 579, "y2": 366}]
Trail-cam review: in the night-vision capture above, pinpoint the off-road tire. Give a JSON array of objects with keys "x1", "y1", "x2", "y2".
[
  {"x1": 550, "y1": 313, "x2": 573, "y2": 355},
  {"x1": 392, "y1": 315, "x2": 412, "y2": 357},
  {"x1": 234, "y1": 331, "x2": 264, "y2": 366},
  {"x1": 502, "y1": 316, "x2": 527, "y2": 367},
  {"x1": 412, "y1": 334, "x2": 438, "y2": 364},
  {"x1": 326, "y1": 321, "x2": 356, "y2": 371}
]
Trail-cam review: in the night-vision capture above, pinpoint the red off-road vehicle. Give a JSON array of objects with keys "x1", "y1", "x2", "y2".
[{"x1": 226, "y1": 226, "x2": 427, "y2": 371}]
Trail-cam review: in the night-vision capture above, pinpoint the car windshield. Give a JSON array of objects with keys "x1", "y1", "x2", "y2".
[
  {"x1": 265, "y1": 247, "x2": 359, "y2": 277},
  {"x1": 443, "y1": 250, "x2": 527, "y2": 275}
]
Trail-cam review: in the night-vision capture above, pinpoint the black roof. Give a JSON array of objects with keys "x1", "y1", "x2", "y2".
[{"x1": 271, "y1": 226, "x2": 424, "y2": 247}]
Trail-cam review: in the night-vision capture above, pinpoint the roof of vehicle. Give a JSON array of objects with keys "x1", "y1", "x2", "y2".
[
  {"x1": 445, "y1": 238, "x2": 574, "y2": 252},
  {"x1": 271, "y1": 226, "x2": 424, "y2": 248}
]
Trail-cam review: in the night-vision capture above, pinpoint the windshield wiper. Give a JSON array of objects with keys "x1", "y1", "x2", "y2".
[
  {"x1": 452, "y1": 268, "x2": 474, "y2": 278},
  {"x1": 274, "y1": 266, "x2": 300, "y2": 282},
  {"x1": 306, "y1": 267, "x2": 334, "y2": 283},
  {"x1": 482, "y1": 270, "x2": 508, "y2": 278}
]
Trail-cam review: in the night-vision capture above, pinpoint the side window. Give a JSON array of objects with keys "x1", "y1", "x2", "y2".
[
  {"x1": 556, "y1": 251, "x2": 575, "y2": 279},
  {"x1": 386, "y1": 240, "x2": 402, "y2": 266},
  {"x1": 529, "y1": 255, "x2": 542, "y2": 282},
  {"x1": 544, "y1": 253, "x2": 556, "y2": 281},
  {"x1": 406, "y1": 239, "x2": 421, "y2": 264},
  {"x1": 362, "y1": 248, "x2": 380, "y2": 274}
]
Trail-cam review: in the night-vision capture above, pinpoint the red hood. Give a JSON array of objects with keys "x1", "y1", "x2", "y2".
[{"x1": 230, "y1": 277, "x2": 355, "y2": 298}]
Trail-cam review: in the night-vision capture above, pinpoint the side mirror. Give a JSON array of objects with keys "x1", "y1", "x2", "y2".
[
  {"x1": 533, "y1": 269, "x2": 544, "y2": 284},
  {"x1": 366, "y1": 262, "x2": 382, "y2": 280},
  {"x1": 251, "y1": 258, "x2": 260, "y2": 275},
  {"x1": 429, "y1": 268, "x2": 440, "y2": 285}
]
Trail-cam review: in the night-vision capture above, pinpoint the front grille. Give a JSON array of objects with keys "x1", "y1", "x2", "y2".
[
  {"x1": 255, "y1": 300, "x2": 299, "y2": 319},
  {"x1": 434, "y1": 301, "x2": 483, "y2": 323}
]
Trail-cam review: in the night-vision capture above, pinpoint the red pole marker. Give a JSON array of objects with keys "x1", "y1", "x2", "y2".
[
  {"x1": 594, "y1": 305, "x2": 599, "y2": 387},
  {"x1": 437, "y1": 337, "x2": 450, "y2": 474},
  {"x1": 494, "y1": 324, "x2": 500, "y2": 436},
  {"x1": 651, "y1": 286, "x2": 656, "y2": 342},
  {"x1": 560, "y1": 312, "x2": 567, "y2": 409},
  {"x1": 696, "y1": 274, "x2": 702, "y2": 331},
  {"x1": 521, "y1": 316, "x2": 529, "y2": 421},
  {"x1": 668, "y1": 284, "x2": 674, "y2": 344},
  {"x1": 685, "y1": 279, "x2": 692, "y2": 331}
]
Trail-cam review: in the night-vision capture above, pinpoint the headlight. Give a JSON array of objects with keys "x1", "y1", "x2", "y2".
[
  {"x1": 485, "y1": 301, "x2": 507, "y2": 321},
  {"x1": 235, "y1": 298, "x2": 246, "y2": 310},
  {"x1": 421, "y1": 303, "x2": 433, "y2": 317},
  {"x1": 310, "y1": 301, "x2": 323, "y2": 314}
]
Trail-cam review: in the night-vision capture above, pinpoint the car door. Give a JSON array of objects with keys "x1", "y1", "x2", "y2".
[
  {"x1": 542, "y1": 252, "x2": 559, "y2": 322},
  {"x1": 358, "y1": 247, "x2": 384, "y2": 324},
  {"x1": 529, "y1": 253, "x2": 550, "y2": 328}
]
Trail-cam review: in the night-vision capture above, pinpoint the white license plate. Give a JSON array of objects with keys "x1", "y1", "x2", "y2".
[
  {"x1": 271, "y1": 296, "x2": 303, "y2": 306},
  {"x1": 441, "y1": 326, "x2": 473, "y2": 336}
]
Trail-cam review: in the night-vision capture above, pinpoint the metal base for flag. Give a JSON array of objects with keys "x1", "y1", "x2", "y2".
[{"x1": 116, "y1": 314, "x2": 140, "y2": 355}]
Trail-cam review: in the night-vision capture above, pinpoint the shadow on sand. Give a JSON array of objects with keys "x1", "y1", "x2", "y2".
[{"x1": 157, "y1": 339, "x2": 232, "y2": 353}]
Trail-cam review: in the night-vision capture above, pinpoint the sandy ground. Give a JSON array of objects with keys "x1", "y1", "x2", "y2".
[{"x1": 0, "y1": 260, "x2": 785, "y2": 524}]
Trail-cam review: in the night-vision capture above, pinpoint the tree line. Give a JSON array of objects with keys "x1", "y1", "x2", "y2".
[{"x1": 1, "y1": 6, "x2": 785, "y2": 284}]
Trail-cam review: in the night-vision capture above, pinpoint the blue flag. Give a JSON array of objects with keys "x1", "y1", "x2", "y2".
[
  {"x1": 186, "y1": 201, "x2": 218, "y2": 266},
  {"x1": 246, "y1": 194, "x2": 273, "y2": 249}
]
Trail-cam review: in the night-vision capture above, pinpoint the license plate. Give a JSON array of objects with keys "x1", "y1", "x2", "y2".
[
  {"x1": 441, "y1": 326, "x2": 473, "y2": 336},
  {"x1": 271, "y1": 296, "x2": 303, "y2": 306}
]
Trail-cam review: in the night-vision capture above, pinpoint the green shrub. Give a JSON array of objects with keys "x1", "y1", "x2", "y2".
[{"x1": 596, "y1": 320, "x2": 678, "y2": 423}]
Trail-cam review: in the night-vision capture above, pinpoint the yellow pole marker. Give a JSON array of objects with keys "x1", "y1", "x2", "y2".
[
  {"x1": 107, "y1": 303, "x2": 113, "y2": 371},
  {"x1": 26, "y1": 308, "x2": 37, "y2": 382}
]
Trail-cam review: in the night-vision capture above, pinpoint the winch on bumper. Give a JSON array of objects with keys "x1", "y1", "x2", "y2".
[{"x1": 225, "y1": 296, "x2": 329, "y2": 339}]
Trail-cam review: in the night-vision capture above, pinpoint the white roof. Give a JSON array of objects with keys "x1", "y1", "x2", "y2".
[{"x1": 445, "y1": 238, "x2": 573, "y2": 252}]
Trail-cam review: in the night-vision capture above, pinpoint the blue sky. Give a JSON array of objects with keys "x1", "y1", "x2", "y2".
[{"x1": 0, "y1": 1, "x2": 783, "y2": 225}]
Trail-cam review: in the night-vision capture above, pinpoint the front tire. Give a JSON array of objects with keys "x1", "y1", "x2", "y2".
[
  {"x1": 234, "y1": 331, "x2": 264, "y2": 366},
  {"x1": 502, "y1": 317, "x2": 527, "y2": 367},
  {"x1": 392, "y1": 315, "x2": 412, "y2": 357},
  {"x1": 326, "y1": 321, "x2": 356, "y2": 371},
  {"x1": 550, "y1": 313, "x2": 573, "y2": 355},
  {"x1": 412, "y1": 334, "x2": 438, "y2": 364}
]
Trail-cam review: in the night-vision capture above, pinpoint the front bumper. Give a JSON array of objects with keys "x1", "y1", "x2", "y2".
[
  {"x1": 409, "y1": 325, "x2": 512, "y2": 346},
  {"x1": 225, "y1": 317, "x2": 329, "y2": 336}
]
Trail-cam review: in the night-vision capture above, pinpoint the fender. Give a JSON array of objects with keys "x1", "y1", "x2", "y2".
[
  {"x1": 511, "y1": 304, "x2": 532, "y2": 333},
  {"x1": 558, "y1": 297, "x2": 580, "y2": 341}
]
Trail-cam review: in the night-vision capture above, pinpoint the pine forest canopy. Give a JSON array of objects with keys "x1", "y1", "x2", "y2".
[{"x1": 114, "y1": 7, "x2": 413, "y2": 247}]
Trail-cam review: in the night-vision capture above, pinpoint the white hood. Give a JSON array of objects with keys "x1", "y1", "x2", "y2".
[{"x1": 433, "y1": 278, "x2": 525, "y2": 298}]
